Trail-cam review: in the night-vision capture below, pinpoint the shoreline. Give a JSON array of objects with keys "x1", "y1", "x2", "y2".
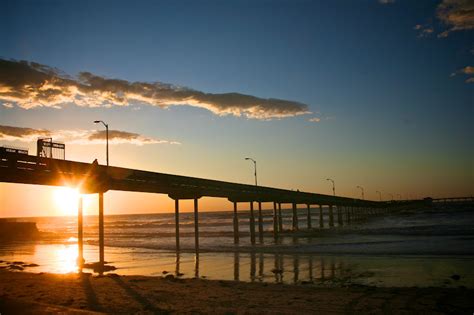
[
  {"x1": 1, "y1": 244, "x2": 473, "y2": 288},
  {"x1": 1, "y1": 270, "x2": 473, "y2": 314}
]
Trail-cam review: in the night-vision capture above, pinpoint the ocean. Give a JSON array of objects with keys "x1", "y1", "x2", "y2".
[{"x1": 1, "y1": 206, "x2": 473, "y2": 287}]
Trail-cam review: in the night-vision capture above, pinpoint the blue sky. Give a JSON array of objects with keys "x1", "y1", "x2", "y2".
[{"x1": 0, "y1": 0, "x2": 472, "y2": 215}]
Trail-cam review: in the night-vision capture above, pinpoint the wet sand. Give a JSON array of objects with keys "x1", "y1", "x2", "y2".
[{"x1": 1, "y1": 270, "x2": 473, "y2": 314}]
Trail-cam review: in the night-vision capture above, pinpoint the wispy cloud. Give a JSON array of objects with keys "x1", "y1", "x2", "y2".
[
  {"x1": 437, "y1": 0, "x2": 474, "y2": 38},
  {"x1": 378, "y1": 0, "x2": 395, "y2": 4},
  {"x1": 0, "y1": 59, "x2": 311, "y2": 120},
  {"x1": 413, "y1": 24, "x2": 434, "y2": 38},
  {"x1": 308, "y1": 117, "x2": 321, "y2": 123},
  {"x1": 450, "y1": 66, "x2": 474, "y2": 83},
  {"x1": 0, "y1": 125, "x2": 178, "y2": 145}
]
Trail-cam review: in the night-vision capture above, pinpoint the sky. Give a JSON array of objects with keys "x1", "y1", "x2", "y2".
[{"x1": 0, "y1": 0, "x2": 473, "y2": 217}]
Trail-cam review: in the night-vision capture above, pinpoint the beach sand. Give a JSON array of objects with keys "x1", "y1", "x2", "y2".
[{"x1": 0, "y1": 270, "x2": 473, "y2": 314}]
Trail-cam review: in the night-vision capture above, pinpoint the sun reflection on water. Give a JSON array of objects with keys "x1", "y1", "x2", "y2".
[{"x1": 49, "y1": 244, "x2": 78, "y2": 274}]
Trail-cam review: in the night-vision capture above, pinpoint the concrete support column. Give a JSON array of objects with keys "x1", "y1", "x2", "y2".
[
  {"x1": 292, "y1": 203, "x2": 298, "y2": 231},
  {"x1": 307, "y1": 204, "x2": 312, "y2": 229},
  {"x1": 272, "y1": 202, "x2": 278, "y2": 239},
  {"x1": 278, "y1": 203, "x2": 283, "y2": 232},
  {"x1": 346, "y1": 206, "x2": 351, "y2": 224},
  {"x1": 250, "y1": 201, "x2": 256, "y2": 245},
  {"x1": 175, "y1": 199, "x2": 180, "y2": 251},
  {"x1": 98, "y1": 192, "x2": 105, "y2": 272},
  {"x1": 319, "y1": 205, "x2": 324, "y2": 228},
  {"x1": 233, "y1": 202, "x2": 239, "y2": 244},
  {"x1": 194, "y1": 198, "x2": 199, "y2": 251},
  {"x1": 328, "y1": 204, "x2": 334, "y2": 227},
  {"x1": 337, "y1": 205, "x2": 343, "y2": 226},
  {"x1": 77, "y1": 197, "x2": 84, "y2": 270},
  {"x1": 258, "y1": 202, "x2": 264, "y2": 243}
]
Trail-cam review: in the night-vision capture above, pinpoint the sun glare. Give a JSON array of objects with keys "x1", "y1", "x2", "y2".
[{"x1": 53, "y1": 187, "x2": 80, "y2": 216}]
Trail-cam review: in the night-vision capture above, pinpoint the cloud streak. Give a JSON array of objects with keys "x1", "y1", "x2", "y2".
[
  {"x1": 0, "y1": 125, "x2": 178, "y2": 146},
  {"x1": 0, "y1": 59, "x2": 311, "y2": 120},
  {"x1": 378, "y1": 0, "x2": 395, "y2": 4},
  {"x1": 451, "y1": 66, "x2": 474, "y2": 83},
  {"x1": 414, "y1": 24, "x2": 434, "y2": 38}
]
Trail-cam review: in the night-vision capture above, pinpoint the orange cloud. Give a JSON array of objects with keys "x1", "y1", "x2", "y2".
[
  {"x1": 437, "y1": 0, "x2": 474, "y2": 37},
  {"x1": 0, "y1": 59, "x2": 311, "y2": 120}
]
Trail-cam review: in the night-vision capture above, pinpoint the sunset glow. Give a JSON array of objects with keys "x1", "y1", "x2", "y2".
[{"x1": 53, "y1": 187, "x2": 80, "y2": 216}]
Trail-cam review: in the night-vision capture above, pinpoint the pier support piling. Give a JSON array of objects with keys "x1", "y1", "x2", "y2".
[
  {"x1": 233, "y1": 202, "x2": 239, "y2": 244},
  {"x1": 319, "y1": 205, "x2": 324, "y2": 228},
  {"x1": 258, "y1": 202, "x2": 263, "y2": 243},
  {"x1": 307, "y1": 204, "x2": 312, "y2": 229},
  {"x1": 329, "y1": 204, "x2": 334, "y2": 227},
  {"x1": 278, "y1": 203, "x2": 283, "y2": 232},
  {"x1": 272, "y1": 202, "x2": 278, "y2": 239},
  {"x1": 194, "y1": 198, "x2": 199, "y2": 251},
  {"x1": 250, "y1": 201, "x2": 256, "y2": 245},
  {"x1": 292, "y1": 203, "x2": 298, "y2": 231},
  {"x1": 77, "y1": 196, "x2": 84, "y2": 270},
  {"x1": 175, "y1": 199, "x2": 180, "y2": 251},
  {"x1": 98, "y1": 192, "x2": 105, "y2": 273},
  {"x1": 337, "y1": 205, "x2": 343, "y2": 226}
]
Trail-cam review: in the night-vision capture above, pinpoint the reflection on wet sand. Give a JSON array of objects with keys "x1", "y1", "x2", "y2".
[{"x1": 176, "y1": 250, "x2": 344, "y2": 285}]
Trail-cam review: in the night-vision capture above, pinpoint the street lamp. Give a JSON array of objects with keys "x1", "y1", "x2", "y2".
[
  {"x1": 397, "y1": 194, "x2": 402, "y2": 200},
  {"x1": 94, "y1": 120, "x2": 109, "y2": 166},
  {"x1": 376, "y1": 190, "x2": 382, "y2": 201},
  {"x1": 244, "y1": 157, "x2": 257, "y2": 186},
  {"x1": 326, "y1": 178, "x2": 335, "y2": 196},
  {"x1": 356, "y1": 185, "x2": 365, "y2": 200},
  {"x1": 388, "y1": 193, "x2": 394, "y2": 201}
]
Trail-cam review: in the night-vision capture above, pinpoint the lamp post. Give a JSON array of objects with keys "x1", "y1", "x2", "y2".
[
  {"x1": 326, "y1": 178, "x2": 335, "y2": 196},
  {"x1": 94, "y1": 120, "x2": 109, "y2": 166},
  {"x1": 245, "y1": 157, "x2": 257, "y2": 186},
  {"x1": 397, "y1": 194, "x2": 402, "y2": 200},
  {"x1": 388, "y1": 193, "x2": 394, "y2": 201},
  {"x1": 376, "y1": 190, "x2": 382, "y2": 201},
  {"x1": 356, "y1": 185, "x2": 365, "y2": 200}
]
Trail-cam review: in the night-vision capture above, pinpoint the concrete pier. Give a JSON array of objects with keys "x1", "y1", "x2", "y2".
[
  {"x1": 233, "y1": 202, "x2": 239, "y2": 244},
  {"x1": 249, "y1": 201, "x2": 256, "y2": 245}
]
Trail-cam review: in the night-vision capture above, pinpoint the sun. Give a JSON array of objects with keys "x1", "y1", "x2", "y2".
[{"x1": 53, "y1": 187, "x2": 80, "y2": 216}]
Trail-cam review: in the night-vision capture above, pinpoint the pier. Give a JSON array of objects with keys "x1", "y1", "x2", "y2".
[{"x1": 0, "y1": 150, "x2": 430, "y2": 273}]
